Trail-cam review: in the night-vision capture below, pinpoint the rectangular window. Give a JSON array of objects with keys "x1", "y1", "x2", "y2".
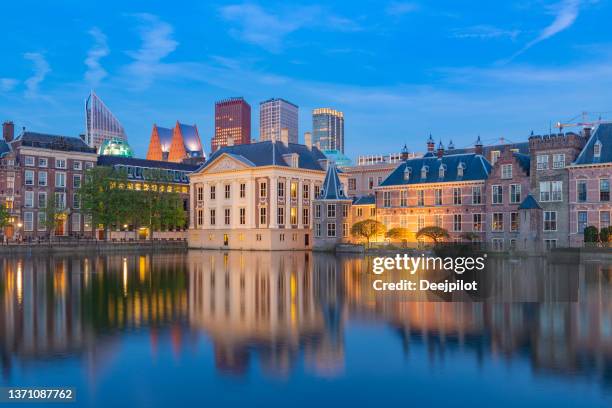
[
  {"x1": 453, "y1": 214, "x2": 462, "y2": 232},
  {"x1": 38, "y1": 157, "x2": 47, "y2": 167},
  {"x1": 197, "y1": 209, "x2": 203, "y2": 226},
  {"x1": 24, "y1": 156, "x2": 35, "y2": 166},
  {"x1": 434, "y1": 189, "x2": 442, "y2": 205},
  {"x1": 383, "y1": 191, "x2": 391, "y2": 207},
  {"x1": 38, "y1": 192, "x2": 47, "y2": 208},
  {"x1": 501, "y1": 164, "x2": 512, "y2": 179},
  {"x1": 510, "y1": 212, "x2": 519, "y2": 231},
  {"x1": 210, "y1": 209, "x2": 216, "y2": 225},
  {"x1": 348, "y1": 178, "x2": 356, "y2": 190},
  {"x1": 417, "y1": 190, "x2": 424, "y2": 206},
  {"x1": 368, "y1": 177, "x2": 374, "y2": 189},
  {"x1": 417, "y1": 215, "x2": 424, "y2": 231},
  {"x1": 356, "y1": 208, "x2": 363, "y2": 217},
  {"x1": 343, "y1": 223, "x2": 348, "y2": 237},
  {"x1": 314, "y1": 185, "x2": 320, "y2": 198},
  {"x1": 38, "y1": 171, "x2": 47, "y2": 186},
  {"x1": 25, "y1": 170, "x2": 34, "y2": 185},
  {"x1": 55, "y1": 172, "x2": 66, "y2": 188},
  {"x1": 315, "y1": 204, "x2": 321, "y2": 218},
  {"x1": 239, "y1": 208, "x2": 246, "y2": 225},
  {"x1": 277, "y1": 207, "x2": 285, "y2": 225},
  {"x1": 551, "y1": 181, "x2": 562, "y2": 201},
  {"x1": 472, "y1": 186, "x2": 482, "y2": 204},
  {"x1": 303, "y1": 184, "x2": 309, "y2": 199},
  {"x1": 453, "y1": 187, "x2": 462, "y2": 205},
  {"x1": 24, "y1": 212, "x2": 33, "y2": 231},
  {"x1": 473, "y1": 213, "x2": 482, "y2": 232},
  {"x1": 290, "y1": 182, "x2": 298, "y2": 199},
  {"x1": 491, "y1": 151, "x2": 501, "y2": 165},
  {"x1": 510, "y1": 184, "x2": 521, "y2": 204},
  {"x1": 492, "y1": 213, "x2": 503, "y2": 231},
  {"x1": 553, "y1": 154, "x2": 565, "y2": 169},
  {"x1": 544, "y1": 239, "x2": 557, "y2": 250},
  {"x1": 260, "y1": 182, "x2": 267, "y2": 198},
  {"x1": 290, "y1": 207, "x2": 297, "y2": 225},
  {"x1": 240, "y1": 183, "x2": 246, "y2": 198},
  {"x1": 540, "y1": 182, "x2": 550, "y2": 202},
  {"x1": 327, "y1": 223, "x2": 336, "y2": 237},
  {"x1": 578, "y1": 211, "x2": 588, "y2": 233},
  {"x1": 492, "y1": 185, "x2": 503, "y2": 204},
  {"x1": 327, "y1": 204, "x2": 336, "y2": 218},
  {"x1": 342, "y1": 204, "x2": 348, "y2": 217},
  {"x1": 55, "y1": 159, "x2": 66, "y2": 169},
  {"x1": 536, "y1": 155, "x2": 548, "y2": 170},
  {"x1": 600, "y1": 179, "x2": 610, "y2": 201},
  {"x1": 73, "y1": 161, "x2": 82, "y2": 171},
  {"x1": 577, "y1": 180, "x2": 587, "y2": 202},
  {"x1": 315, "y1": 223, "x2": 321, "y2": 237},
  {"x1": 544, "y1": 211, "x2": 557, "y2": 231},
  {"x1": 72, "y1": 213, "x2": 81, "y2": 231},
  {"x1": 210, "y1": 185, "x2": 216, "y2": 200},
  {"x1": 435, "y1": 214, "x2": 442, "y2": 228},
  {"x1": 224, "y1": 208, "x2": 231, "y2": 225},
  {"x1": 55, "y1": 192, "x2": 66, "y2": 209},
  {"x1": 600, "y1": 211, "x2": 610, "y2": 229},
  {"x1": 197, "y1": 185, "x2": 204, "y2": 202},
  {"x1": 259, "y1": 207, "x2": 267, "y2": 225},
  {"x1": 370, "y1": 207, "x2": 376, "y2": 217},
  {"x1": 302, "y1": 208, "x2": 309, "y2": 226},
  {"x1": 224, "y1": 184, "x2": 231, "y2": 199},
  {"x1": 37, "y1": 212, "x2": 46, "y2": 231},
  {"x1": 72, "y1": 193, "x2": 80, "y2": 209},
  {"x1": 73, "y1": 174, "x2": 81, "y2": 189},
  {"x1": 400, "y1": 190, "x2": 408, "y2": 207},
  {"x1": 278, "y1": 181, "x2": 285, "y2": 198},
  {"x1": 24, "y1": 191, "x2": 34, "y2": 208}
]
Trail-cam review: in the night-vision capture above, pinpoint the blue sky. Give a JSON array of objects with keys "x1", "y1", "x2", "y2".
[{"x1": 1, "y1": 0, "x2": 611, "y2": 159}]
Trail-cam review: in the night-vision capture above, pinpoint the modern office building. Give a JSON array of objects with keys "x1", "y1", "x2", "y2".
[
  {"x1": 259, "y1": 98, "x2": 298, "y2": 144},
  {"x1": 146, "y1": 121, "x2": 205, "y2": 163},
  {"x1": 312, "y1": 108, "x2": 344, "y2": 153},
  {"x1": 212, "y1": 97, "x2": 251, "y2": 152},
  {"x1": 85, "y1": 91, "x2": 127, "y2": 151}
]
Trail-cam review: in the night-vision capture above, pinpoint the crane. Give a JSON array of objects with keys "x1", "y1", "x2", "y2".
[{"x1": 555, "y1": 111, "x2": 612, "y2": 131}]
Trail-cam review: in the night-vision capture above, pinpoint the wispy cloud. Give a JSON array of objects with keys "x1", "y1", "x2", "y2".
[
  {"x1": 451, "y1": 25, "x2": 520, "y2": 40},
  {"x1": 0, "y1": 78, "x2": 18, "y2": 92},
  {"x1": 385, "y1": 2, "x2": 419, "y2": 16},
  {"x1": 123, "y1": 13, "x2": 179, "y2": 89},
  {"x1": 23, "y1": 52, "x2": 50, "y2": 98},
  {"x1": 507, "y1": 0, "x2": 580, "y2": 61},
  {"x1": 84, "y1": 27, "x2": 110, "y2": 86},
  {"x1": 219, "y1": 3, "x2": 361, "y2": 52}
]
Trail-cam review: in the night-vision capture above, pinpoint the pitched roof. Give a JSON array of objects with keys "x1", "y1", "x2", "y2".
[
  {"x1": 156, "y1": 126, "x2": 173, "y2": 152},
  {"x1": 574, "y1": 123, "x2": 612, "y2": 165},
  {"x1": 197, "y1": 141, "x2": 327, "y2": 172},
  {"x1": 17, "y1": 132, "x2": 96, "y2": 153},
  {"x1": 319, "y1": 164, "x2": 349, "y2": 200},
  {"x1": 0, "y1": 140, "x2": 10, "y2": 157},
  {"x1": 380, "y1": 153, "x2": 491, "y2": 187},
  {"x1": 442, "y1": 141, "x2": 529, "y2": 156},
  {"x1": 97, "y1": 155, "x2": 199, "y2": 171},
  {"x1": 518, "y1": 194, "x2": 542, "y2": 210},
  {"x1": 513, "y1": 152, "x2": 530, "y2": 175},
  {"x1": 178, "y1": 123, "x2": 203, "y2": 155},
  {"x1": 353, "y1": 195, "x2": 375, "y2": 205}
]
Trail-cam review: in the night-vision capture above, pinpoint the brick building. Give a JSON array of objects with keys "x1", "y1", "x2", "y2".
[{"x1": 312, "y1": 164, "x2": 352, "y2": 250}]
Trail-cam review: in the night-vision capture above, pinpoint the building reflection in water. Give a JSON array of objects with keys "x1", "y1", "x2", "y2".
[{"x1": 0, "y1": 251, "x2": 610, "y2": 389}]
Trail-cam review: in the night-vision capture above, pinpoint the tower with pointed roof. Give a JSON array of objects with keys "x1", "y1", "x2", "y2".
[
  {"x1": 313, "y1": 164, "x2": 353, "y2": 250},
  {"x1": 146, "y1": 121, "x2": 205, "y2": 163}
]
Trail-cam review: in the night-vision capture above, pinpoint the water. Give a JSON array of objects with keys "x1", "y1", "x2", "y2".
[{"x1": 0, "y1": 250, "x2": 610, "y2": 407}]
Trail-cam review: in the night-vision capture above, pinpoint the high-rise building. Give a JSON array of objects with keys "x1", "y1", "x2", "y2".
[
  {"x1": 312, "y1": 108, "x2": 344, "y2": 152},
  {"x1": 259, "y1": 98, "x2": 298, "y2": 144},
  {"x1": 212, "y1": 97, "x2": 251, "y2": 152},
  {"x1": 85, "y1": 91, "x2": 127, "y2": 151}
]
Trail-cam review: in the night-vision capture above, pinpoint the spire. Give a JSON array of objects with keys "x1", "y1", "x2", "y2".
[
  {"x1": 437, "y1": 140, "x2": 445, "y2": 158},
  {"x1": 319, "y1": 163, "x2": 348, "y2": 200},
  {"x1": 401, "y1": 143, "x2": 409, "y2": 160},
  {"x1": 448, "y1": 139, "x2": 455, "y2": 150},
  {"x1": 475, "y1": 135, "x2": 483, "y2": 156},
  {"x1": 427, "y1": 134, "x2": 435, "y2": 152}
]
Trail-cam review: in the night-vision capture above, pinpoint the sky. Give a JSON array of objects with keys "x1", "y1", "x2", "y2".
[{"x1": 1, "y1": 0, "x2": 612, "y2": 160}]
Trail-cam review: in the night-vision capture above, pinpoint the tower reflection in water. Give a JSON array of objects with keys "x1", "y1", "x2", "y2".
[{"x1": 0, "y1": 251, "x2": 610, "y2": 389}]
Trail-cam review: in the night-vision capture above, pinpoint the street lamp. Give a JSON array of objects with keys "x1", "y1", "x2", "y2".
[{"x1": 123, "y1": 224, "x2": 128, "y2": 241}]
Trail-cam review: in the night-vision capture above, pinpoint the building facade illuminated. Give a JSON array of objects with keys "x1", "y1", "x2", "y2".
[
  {"x1": 212, "y1": 97, "x2": 251, "y2": 152},
  {"x1": 312, "y1": 108, "x2": 344, "y2": 153},
  {"x1": 99, "y1": 137, "x2": 134, "y2": 158},
  {"x1": 85, "y1": 91, "x2": 127, "y2": 151},
  {"x1": 259, "y1": 98, "x2": 298, "y2": 144},
  {"x1": 146, "y1": 121, "x2": 205, "y2": 163}
]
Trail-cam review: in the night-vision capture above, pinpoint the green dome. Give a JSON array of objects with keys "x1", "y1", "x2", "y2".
[{"x1": 99, "y1": 137, "x2": 134, "y2": 158}]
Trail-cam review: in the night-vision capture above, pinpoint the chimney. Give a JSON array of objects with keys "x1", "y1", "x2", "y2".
[
  {"x1": 227, "y1": 135, "x2": 234, "y2": 146},
  {"x1": 437, "y1": 140, "x2": 444, "y2": 159},
  {"x1": 475, "y1": 135, "x2": 483, "y2": 156},
  {"x1": 401, "y1": 144, "x2": 409, "y2": 160},
  {"x1": 304, "y1": 132, "x2": 312, "y2": 150},
  {"x1": 280, "y1": 128, "x2": 289, "y2": 146},
  {"x1": 583, "y1": 126, "x2": 592, "y2": 139},
  {"x1": 3, "y1": 121, "x2": 14, "y2": 142},
  {"x1": 426, "y1": 134, "x2": 435, "y2": 152}
]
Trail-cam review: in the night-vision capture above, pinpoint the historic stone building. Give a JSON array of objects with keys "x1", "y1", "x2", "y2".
[
  {"x1": 484, "y1": 148, "x2": 531, "y2": 250},
  {"x1": 188, "y1": 137, "x2": 333, "y2": 250},
  {"x1": 529, "y1": 132, "x2": 587, "y2": 248},
  {"x1": 568, "y1": 123, "x2": 612, "y2": 246},
  {"x1": 312, "y1": 164, "x2": 352, "y2": 250}
]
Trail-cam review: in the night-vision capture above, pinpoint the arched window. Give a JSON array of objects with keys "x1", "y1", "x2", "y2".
[
  {"x1": 457, "y1": 162, "x2": 465, "y2": 177},
  {"x1": 438, "y1": 164, "x2": 446, "y2": 178},
  {"x1": 594, "y1": 140, "x2": 603, "y2": 158},
  {"x1": 404, "y1": 167, "x2": 412, "y2": 180},
  {"x1": 421, "y1": 165, "x2": 429, "y2": 179}
]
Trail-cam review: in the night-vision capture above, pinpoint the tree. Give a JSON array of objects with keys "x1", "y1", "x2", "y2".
[
  {"x1": 386, "y1": 227, "x2": 410, "y2": 241},
  {"x1": 600, "y1": 226, "x2": 611, "y2": 244},
  {"x1": 584, "y1": 226, "x2": 599, "y2": 243},
  {"x1": 42, "y1": 197, "x2": 59, "y2": 238},
  {"x1": 416, "y1": 226, "x2": 449, "y2": 244},
  {"x1": 460, "y1": 232, "x2": 480, "y2": 242},
  {"x1": 0, "y1": 204, "x2": 9, "y2": 229},
  {"x1": 351, "y1": 219, "x2": 386, "y2": 247}
]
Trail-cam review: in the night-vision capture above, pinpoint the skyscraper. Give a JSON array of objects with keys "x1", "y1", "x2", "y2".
[
  {"x1": 212, "y1": 97, "x2": 251, "y2": 152},
  {"x1": 85, "y1": 91, "x2": 127, "y2": 151},
  {"x1": 312, "y1": 108, "x2": 344, "y2": 153},
  {"x1": 259, "y1": 98, "x2": 298, "y2": 144}
]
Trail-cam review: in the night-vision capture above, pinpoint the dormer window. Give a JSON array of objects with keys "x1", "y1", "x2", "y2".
[
  {"x1": 438, "y1": 164, "x2": 447, "y2": 178},
  {"x1": 594, "y1": 140, "x2": 602, "y2": 158},
  {"x1": 404, "y1": 167, "x2": 412, "y2": 180},
  {"x1": 457, "y1": 162, "x2": 465, "y2": 177},
  {"x1": 421, "y1": 165, "x2": 429, "y2": 179}
]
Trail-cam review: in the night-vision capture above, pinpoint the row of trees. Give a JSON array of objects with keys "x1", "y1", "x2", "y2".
[
  {"x1": 350, "y1": 219, "x2": 454, "y2": 247},
  {"x1": 583, "y1": 226, "x2": 612, "y2": 244}
]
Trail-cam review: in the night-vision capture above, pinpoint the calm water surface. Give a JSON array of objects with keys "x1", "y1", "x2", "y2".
[{"x1": 0, "y1": 250, "x2": 610, "y2": 407}]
